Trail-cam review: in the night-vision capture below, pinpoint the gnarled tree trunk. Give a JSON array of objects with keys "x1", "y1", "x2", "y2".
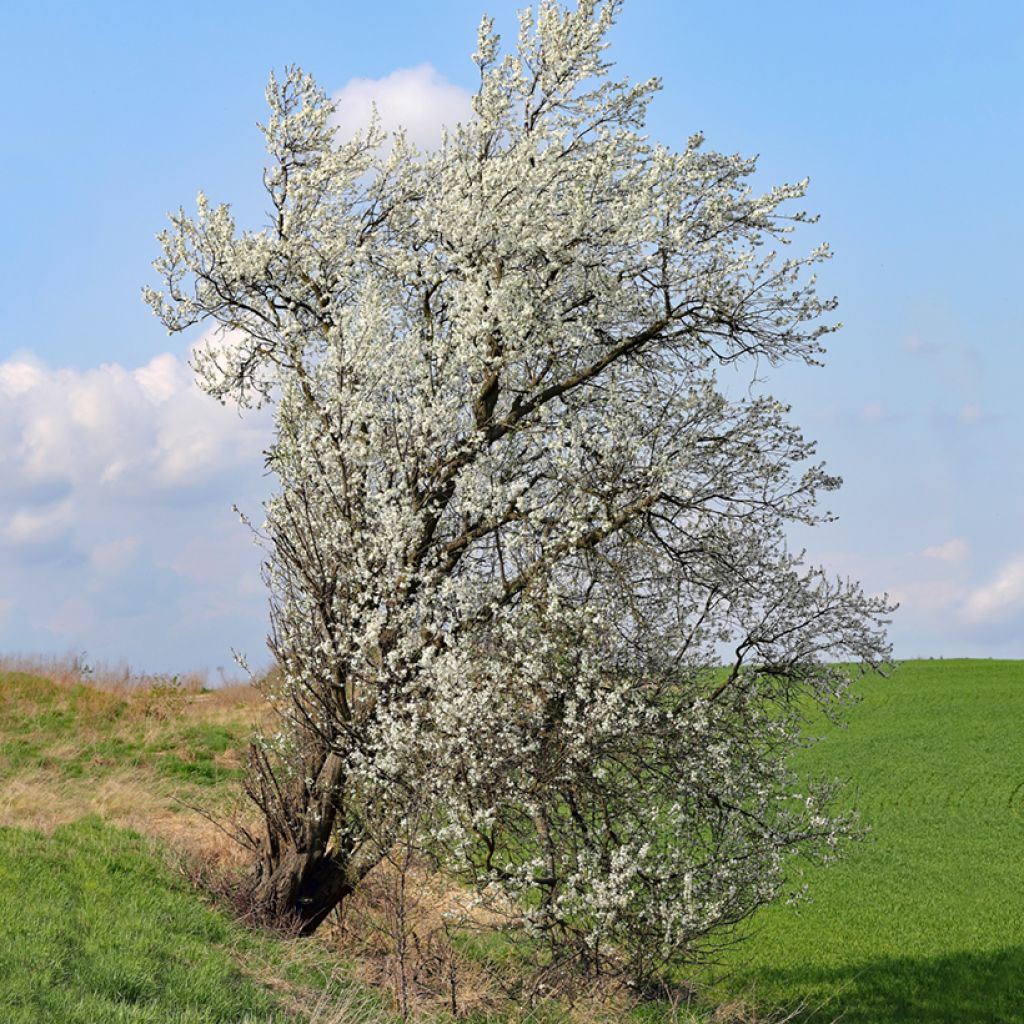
[{"x1": 246, "y1": 747, "x2": 380, "y2": 935}]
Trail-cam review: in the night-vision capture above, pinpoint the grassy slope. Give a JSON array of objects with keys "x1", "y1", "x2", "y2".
[
  {"x1": 711, "y1": 659, "x2": 1024, "y2": 1024},
  {"x1": 0, "y1": 669, "x2": 396, "y2": 1024},
  {"x1": 0, "y1": 670, "x2": 251, "y2": 792},
  {"x1": 0, "y1": 668, "x2": 254, "y2": 850},
  {"x1": 0, "y1": 817, "x2": 398, "y2": 1024},
  {"x1": 0, "y1": 818, "x2": 286, "y2": 1023}
]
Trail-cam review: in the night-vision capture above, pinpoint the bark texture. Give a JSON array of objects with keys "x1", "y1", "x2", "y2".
[{"x1": 246, "y1": 747, "x2": 379, "y2": 935}]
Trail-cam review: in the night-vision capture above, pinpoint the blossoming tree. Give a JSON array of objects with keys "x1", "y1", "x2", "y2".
[{"x1": 146, "y1": 0, "x2": 891, "y2": 980}]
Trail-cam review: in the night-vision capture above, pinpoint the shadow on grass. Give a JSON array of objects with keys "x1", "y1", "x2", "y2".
[{"x1": 753, "y1": 946, "x2": 1024, "y2": 1024}]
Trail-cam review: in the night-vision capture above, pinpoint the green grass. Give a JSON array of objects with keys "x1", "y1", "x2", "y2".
[
  {"x1": 0, "y1": 672, "x2": 402, "y2": 1023},
  {"x1": 0, "y1": 818, "x2": 290, "y2": 1022},
  {"x1": 708, "y1": 659, "x2": 1024, "y2": 1023},
  {"x1": 0, "y1": 671, "x2": 248, "y2": 795},
  {"x1": 0, "y1": 817, "x2": 401, "y2": 1023},
  {"x1": 4, "y1": 660, "x2": 1023, "y2": 1022}
]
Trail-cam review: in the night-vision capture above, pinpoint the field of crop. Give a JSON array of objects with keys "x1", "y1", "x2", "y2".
[
  {"x1": 711, "y1": 659, "x2": 1024, "y2": 1023},
  {"x1": 1, "y1": 657, "x2": 1021, "y2": 1022}
]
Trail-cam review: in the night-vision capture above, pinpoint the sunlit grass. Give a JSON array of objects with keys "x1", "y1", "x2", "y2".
[
  {"x1": 0, "y1": 667, "x2": 258, "y2": 847},
  {"x1": 0, "y1": 818, "x2": 299, "y2": 1022},
  {"x1": 709, "y1": 659, "x2": 1024, "y2": 1023},
  {"x1": 3, "y1": 657, "x2": 1022, "y2": 1022}
]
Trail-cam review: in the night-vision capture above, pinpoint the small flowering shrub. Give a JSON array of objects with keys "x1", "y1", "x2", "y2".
[{"x1": 145, "y1": 0, "x2": 891, "y2": 984}]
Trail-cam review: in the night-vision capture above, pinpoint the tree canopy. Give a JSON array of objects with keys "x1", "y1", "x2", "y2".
[{"x1": 146, "y1": 0, "x2": 891, "y2": 983}]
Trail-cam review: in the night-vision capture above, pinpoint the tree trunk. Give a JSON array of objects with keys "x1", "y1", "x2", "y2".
[
  {"x1": 247, "y1": 748, "x2": 381, "y2": 935},
  {"x1": 252, "y1": 841, "x2": 359, "y2": 935}
]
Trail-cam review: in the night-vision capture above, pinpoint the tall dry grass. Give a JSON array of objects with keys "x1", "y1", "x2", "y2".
[{"x1": 0, "y1": 651, "x2": 266, "y2": 864}]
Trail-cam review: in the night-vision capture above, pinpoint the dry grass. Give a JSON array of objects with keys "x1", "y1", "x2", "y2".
[
  {"x1": 0, "y1": 650, "x2": 265, "y2": 706},
  {"x1": 229, "y1": 936, "x2": 401, "y2": 1024},
  {"x1": 333, "y1": 854, "x2": 501, "y2": 1020},
  {"x1": 0, "y1": 650, "x2": 203, "y2": 693},
  {"x1": 0, "y1": 652, "x2": 263, "y2": 866}
]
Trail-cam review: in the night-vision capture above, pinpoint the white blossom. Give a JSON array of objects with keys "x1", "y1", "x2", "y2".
[{"x1": 145, "y1": 0, "x2": 891, "y2": 975}]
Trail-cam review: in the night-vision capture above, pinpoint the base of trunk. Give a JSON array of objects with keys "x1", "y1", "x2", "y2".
[{"x1": 251, "y1": 848, "x2": 350, "y2": 934}]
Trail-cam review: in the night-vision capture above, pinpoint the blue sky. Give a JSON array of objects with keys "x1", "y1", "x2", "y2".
[{"x1": 1, "y1": 0, "x2": 1021, "y2": 674}]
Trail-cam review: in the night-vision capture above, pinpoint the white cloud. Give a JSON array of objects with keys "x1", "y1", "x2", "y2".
[
  {"x1": 44, "y1": 595, "x2": 100, "y2": 641},
  {"x1": 330, "y1": 64, "x2": 473, "y2": 151},
  {"x1": 922, "y1": 538, "x2": 969, "y2": 563},
  {"x1": 163, "y1": 523, "x2": 255, "y2": 588},
  {"x1": 0, "y1": 351, "x2": 270, "y2": 499},
  {"x1": 886, "y1": 578, "x2": 965, "y2": 617},
  {"x1": 0, "y1": 359, "x2": 47, "y2": 396},
  {"x1": 962, "y1": 558, "x2": 1024, "y2": 624},
  {"x1": 134, "y1": 352, "x2": 183, "y2": 405},
  {"x1": 90, "y1": 536, "x2": 140, "y2": 574},
  {"x1": 2, "y1": 498, "x2": 75, "y2": 547},
  {"x1": 0, "y1": 348, "x2": 273, "y2": 672}
]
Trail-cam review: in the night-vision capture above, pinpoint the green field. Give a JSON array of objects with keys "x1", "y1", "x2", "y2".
[{"x1": 710, "y1": 659, "x2": 1024, "y2": 1023}]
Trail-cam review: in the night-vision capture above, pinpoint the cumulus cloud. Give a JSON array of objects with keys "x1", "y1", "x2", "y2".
[
  {"x1": 962, "y1": 558, "x2": 1024, "y2": 624},
  {"x1": 330, "y1": 64, "x2": 473, "y2": 151},
  {"x1": 2, "y1": 499, "x2": 75, "y2": 548},
  {"x1": 873, "y1": 543, "x2": 1024, "y2": 655},
  {"x1": 922, "y1": 538, "x2": 969, "y2": 563},
  {"x1": 0, "y1": 349, "x2": 273, "y2": 673},
  {"x1": 0, "y1": 351, "x2": 269, "y2": 504},
  {"x1": 90, "y1": 536, "x2": 140, "y2": 575}
]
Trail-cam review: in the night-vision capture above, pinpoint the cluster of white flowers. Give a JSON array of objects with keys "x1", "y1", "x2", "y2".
[{"x1": 145, "y1": 0, "x2": 891, "y2": 972}]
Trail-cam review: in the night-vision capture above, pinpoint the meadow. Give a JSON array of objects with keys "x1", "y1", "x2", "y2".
[
  {"x1": 711, "y1": 659, "x2": 1024, "y2": 1023},
  {"x1": 0, "y1": 657, "x2": 1021, "y2": 1022}
]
